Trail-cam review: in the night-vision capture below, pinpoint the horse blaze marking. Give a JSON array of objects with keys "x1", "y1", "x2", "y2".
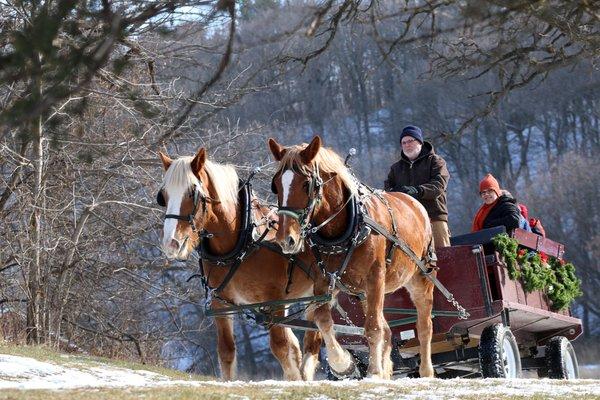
[
  {"x1": 163, "y1": 185, "x2": 187, "y2": 244},
  {"x1": 281, "y1": 169, "x2": 294, "y2": 207}
]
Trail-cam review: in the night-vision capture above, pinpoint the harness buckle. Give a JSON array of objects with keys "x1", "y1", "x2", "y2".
[
  {"x1": 421, "y1": 266, "x2": 439, "y2": 276},
  {"x1": 328, "y1": 272, "x2": 338, "y2": 291},
  {"x1": 301, "y1": 223, "x2": 311, "y2": 238}
]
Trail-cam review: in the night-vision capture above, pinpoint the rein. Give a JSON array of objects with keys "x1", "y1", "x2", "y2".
[{"x1": 191, "y1": 177, "x2": 313, "y2": 308}]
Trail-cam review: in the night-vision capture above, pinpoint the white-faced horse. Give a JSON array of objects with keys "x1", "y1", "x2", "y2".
[{"x1": 157, "y1": 148, "x2": 316, "y2": 380}]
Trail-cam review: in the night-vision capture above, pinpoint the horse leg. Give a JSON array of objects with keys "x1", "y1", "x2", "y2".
[
  {"x1": 268, "y1": 316, "x2": 303, "y2": 380},
  {"x1": 214, "y1": 316, "x2": 237, "y2": 380},
  {"x1": 364, "y1": 263, "x2": 390, "y2": 379},
  {"x1": 382, "y1": 320, "x2": 394, "y2": 378},
  {"x1": 301, "y1": 306, "x2": 322, "y2": 381},
  {"x1": 312, "y1": 287, "x2": 356, "y2": 377},
  {"x1": 406, "y1": 273, "x2": 435, "y2": 378},
  {"x1": 361, "y1": 292, "x2": 393, "y2": 379}
]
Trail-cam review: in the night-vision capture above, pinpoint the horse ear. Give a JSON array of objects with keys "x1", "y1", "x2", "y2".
[
  {"x1": 191, "y1": 148, "x2": 206, "y2": 173},
  {"x1": 268, "y1": 138, "x2": 287, "y2": 161},
  {"x1": 158, "y1": 151, "x2": 172, "y2": 171},
  {"x1": 300, "y1": 135, "x2": 321, "y2": 164}
]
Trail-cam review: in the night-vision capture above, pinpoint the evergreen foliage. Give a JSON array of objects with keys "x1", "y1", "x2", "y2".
[
  {"x1": 492, "y1": 234, "x2": 582, "y2": 310},
  {"x1": 492, "y1": 233, "x2": 520, "y2": 279}
]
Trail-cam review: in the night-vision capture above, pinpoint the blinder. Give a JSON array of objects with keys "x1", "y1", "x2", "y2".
[
  {"x1": 271, "y1": 176, "x2": 278, "y2": 194},
  {"x1": 156, "y1": 191, "x2": 166, "y2": 207}
]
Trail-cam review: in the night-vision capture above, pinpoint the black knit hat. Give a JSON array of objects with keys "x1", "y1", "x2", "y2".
[{"x1": 400, "y1": 125, "x2": 424, "y2": 144}]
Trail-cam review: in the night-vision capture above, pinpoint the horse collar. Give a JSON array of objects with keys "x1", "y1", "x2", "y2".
[{"x1": 197, "y1": 180, "x2": 255, "y2": 265}]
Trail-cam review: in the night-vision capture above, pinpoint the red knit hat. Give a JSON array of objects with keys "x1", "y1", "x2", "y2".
[{"x1": 479, "y1": 173, "x2": 501, "y2": 196}]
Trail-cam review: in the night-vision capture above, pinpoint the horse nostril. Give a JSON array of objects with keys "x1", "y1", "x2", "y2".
[
  {"x1": 286, "y1": 236, "x2": 296, "y2": 248},
  {"x1": 169, "y1": 239, "x2": 180, "y2": 250}
]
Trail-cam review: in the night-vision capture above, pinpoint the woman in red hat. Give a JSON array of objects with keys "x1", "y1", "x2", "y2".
[{"x1": 472, "y1": 173, "x2": 521, "y2": 233}]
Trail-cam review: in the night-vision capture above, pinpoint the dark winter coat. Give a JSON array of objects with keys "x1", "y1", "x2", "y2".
[
  {"x1": 384, "y1": 142, "x2": 450, "y2": 221},
  {"x1": 482, "y1": 194, "x2": 521, "y2": 232}
]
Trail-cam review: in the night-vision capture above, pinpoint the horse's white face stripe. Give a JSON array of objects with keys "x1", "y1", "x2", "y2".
[
  {"x1": 162, "y1": 184, "x2": 187, "y2": 249},
  {"x1": 281, "y1": 170, "x2": 294, "y2": 207}
]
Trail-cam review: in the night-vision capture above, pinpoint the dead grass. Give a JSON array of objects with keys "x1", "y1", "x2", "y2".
[{"x1": 1, "y1": 385, "x2": 599, "y2": 400}]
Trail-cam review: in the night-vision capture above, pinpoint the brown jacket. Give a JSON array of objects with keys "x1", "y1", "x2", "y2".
[{"x1": 384, "y1": 142, "x2": 450, "y2": 221}]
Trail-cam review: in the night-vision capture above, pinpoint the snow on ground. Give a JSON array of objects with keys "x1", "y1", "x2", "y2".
[
  {"x1": 0, "y1": 354, "x2": 174, "y2": 390},
  {"x1": 1, "y1": 354, "x2": 600, "y2": 398}
]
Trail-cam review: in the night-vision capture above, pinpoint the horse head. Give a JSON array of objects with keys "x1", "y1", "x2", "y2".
[
  {"x1": 269, "y1": 135, "x2": 354, "y2": 254},
  {"x1": 156, "y1": 148, "x2": 212, "y2": 260},
  {"x1": 157, "y1": 148, "x2": 240, "y2": 260}
]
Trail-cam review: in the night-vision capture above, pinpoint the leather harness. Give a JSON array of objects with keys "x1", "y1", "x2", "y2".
[
  {"x1": 158, "y1": 176, "x2": 314, "y2": 308},
  {"x1": 272, "y1": 165, "x2": 470, "y2": 320}
]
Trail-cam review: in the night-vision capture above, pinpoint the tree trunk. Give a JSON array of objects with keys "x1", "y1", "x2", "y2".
[
  {"x1": 26, "y1": 113, "x2": 44, "y2": 344},
  {"x1": 26, "y1": 56, "x2": 46, "y2": 344}
]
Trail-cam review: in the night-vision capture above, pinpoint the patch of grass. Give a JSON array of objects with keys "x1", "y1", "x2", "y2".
[
  {"x1": 1, "y1": 385, "x2": 599, "y2": 400},
  {"x1": 0, "y1": 342, "x2": 67, "y2": 363}
]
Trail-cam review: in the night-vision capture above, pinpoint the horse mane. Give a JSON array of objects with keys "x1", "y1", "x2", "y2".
[
  {"x1": 162, "y1": 156, "x2": 239, "y2": 214},
  {"x1": 275, "y1": 143, "x2": 358, "y2": 195}
]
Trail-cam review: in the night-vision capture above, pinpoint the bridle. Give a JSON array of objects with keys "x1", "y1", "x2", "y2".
[
  {"x1": 156, "y1": 182, "x2": 208, "y2": 234},
  {"x1": 272, "y1": 164, "x2": 325, "y2": 237}
]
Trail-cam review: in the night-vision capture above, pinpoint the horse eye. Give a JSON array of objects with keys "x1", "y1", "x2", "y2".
[{"x1": 303, "y1": 181, "x2": 310, "y2": 192}]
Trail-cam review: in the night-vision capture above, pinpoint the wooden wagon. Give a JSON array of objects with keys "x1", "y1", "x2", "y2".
[{"x1": 327, "y1": 227, "x2": 582, "y2": 379}]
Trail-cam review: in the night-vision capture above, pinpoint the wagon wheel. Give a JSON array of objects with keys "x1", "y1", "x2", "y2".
[
  {"x1": 478, "y1": 323, "x2": 522, "y2": 378},
  {"x1": 544, "y1": 336, "x2": 579, "y2": 379}
]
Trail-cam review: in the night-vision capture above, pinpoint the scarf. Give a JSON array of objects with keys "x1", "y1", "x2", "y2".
[{"x1": 472, "y1": 199, "x2": 499, "y2": 232}]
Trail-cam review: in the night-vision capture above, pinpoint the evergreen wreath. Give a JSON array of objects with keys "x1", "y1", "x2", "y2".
[{"x1": 492, "y1": 234, "x2": 582, "y2": 311}]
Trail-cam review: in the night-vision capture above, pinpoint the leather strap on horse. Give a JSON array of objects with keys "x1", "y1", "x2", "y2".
[
  {"x1": 363, "y1": 214, "x2": 469, "y2": 319},
  {"x1": 308, "y1": 209, "x2": 366, "y2": 295},
  {"x1": 371, "y1": 190, "x2": 400, "y2": 265},
  {"x1": 193, "y1": 223, "x2": 314, "y2": 299},
  {"x1": 192, "y1": 178, "x2": 268, "y2": 297},
  {"x1": 258, "y1": 241, "x2": 314, "y2": 281}
]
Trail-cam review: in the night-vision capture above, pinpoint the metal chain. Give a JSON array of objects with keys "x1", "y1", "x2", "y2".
[{"x1": 446, "y1": 293, "x2": 470, "y2": 320}]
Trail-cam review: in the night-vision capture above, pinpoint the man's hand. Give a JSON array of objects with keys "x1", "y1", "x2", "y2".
[{"x1": 400, "y1": 186, "x2": 421, "y2": 198}]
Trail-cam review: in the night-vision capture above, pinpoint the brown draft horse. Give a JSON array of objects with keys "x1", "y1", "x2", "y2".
[
  {"x1": 157, "y1": 148, "x2": 315, "y2": 380},
  {"x1": 268, "y1": 136, "x2": 435, "y2": 379}
]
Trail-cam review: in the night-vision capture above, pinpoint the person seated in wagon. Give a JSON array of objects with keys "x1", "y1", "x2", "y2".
[{"x1": 472, "y1": 173, "x2": 521, "y2": 233}]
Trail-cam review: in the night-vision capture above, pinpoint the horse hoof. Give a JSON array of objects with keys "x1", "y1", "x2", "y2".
[{"x1": 329, "y1": 360, "x2": 362, "y2": 380}]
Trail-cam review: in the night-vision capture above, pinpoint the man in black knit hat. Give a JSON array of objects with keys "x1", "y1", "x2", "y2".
[{"x1": 384, "y1": 125, "x2": 451, "y2": 248}]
